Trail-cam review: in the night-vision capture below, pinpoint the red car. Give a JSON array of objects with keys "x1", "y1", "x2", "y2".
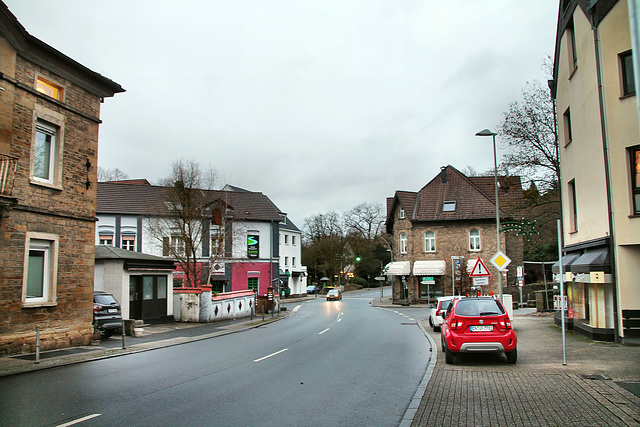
[{"x1": 441, "y1": 296, "x2": 517, "y2": 364}]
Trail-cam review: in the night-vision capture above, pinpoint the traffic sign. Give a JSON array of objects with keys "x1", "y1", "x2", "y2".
[
  {"x1": 470, "y1": 258, "x2": 491, "y2": 277},
  {"x1": 473, "y1": 277, "x2": 489, "y2": 286},
  {"x1": 490, "y1": 251, "x2": 511, "y2": 271}
]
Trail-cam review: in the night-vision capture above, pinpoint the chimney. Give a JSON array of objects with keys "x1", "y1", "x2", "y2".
[{"x1": 440, "y1": 166, "x2": 447, "y2": 184}]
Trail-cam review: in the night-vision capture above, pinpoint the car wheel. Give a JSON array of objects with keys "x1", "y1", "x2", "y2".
[
  {"x1": 445, "y1": 347, "x2": 454, "y2": 364},
  {"x1": 429, "y1": 317, "x2": 434, "y2": 328},
  {"x1": 100, "y1": 330, "x2": 114, "y2": 339},
  {"x1": 441, "y1": 337, "x2": 445, "y2": 352},
  {"x1": 506, "y1": 348, "x2": 517, "y2": 364}
]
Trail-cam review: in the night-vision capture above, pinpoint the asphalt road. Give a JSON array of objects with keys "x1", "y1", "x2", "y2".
[{"x1": 0, "y1": 289, "x2": 431, "y2": 427}]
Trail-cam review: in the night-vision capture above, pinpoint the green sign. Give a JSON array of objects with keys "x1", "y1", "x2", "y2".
[{"x1": 247, "y1": 235, "x2": 259, "y2": 258}]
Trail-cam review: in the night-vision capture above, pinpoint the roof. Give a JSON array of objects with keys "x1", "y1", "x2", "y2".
[
  {"x1": 95, "y1": 245, "x2": 171, "y2": 262},
  {"x1": 280, "y1": 216, "x2": 301, "y2": 233},
  {"x1": 386, "y1": 165, "x2": 524, "y2": 231},
  {"x1": 0, "y1": 2, "x2": 124, "y2": 98},
  {"x1": 97, "y1": 181, "x2": 284, "y2": 222}
]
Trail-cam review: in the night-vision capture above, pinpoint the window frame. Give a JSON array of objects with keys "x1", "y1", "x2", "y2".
[
  {"x1": 568, "y1": 179, "x2": 578, "y2": 232},
  {"x1": 400, "y1": 232, "x2": 407, "y2": 254},
  {"x1": 22, "y1": 232, "x2": 59, "y2": 307},
  {"x1": 30, "y1": 107, "x2": 65, "y2": 189},
  {"x1": 563, "y1": 107, "x2": 573, "y2": 146},
  {"x1": 442, "y1": 201, "x2": 456, "y2": 212},
  {"x1": 35, "y1": 76, "x2": 64, "y2": 101},
  {"x1": 399, "y1": 208, "x2": 405, "y2": 219},
  {"x1": 424, "y1": 231, "x2": 436, "y2": 252},
  {"x1": 248, "y1": 277, "x2": 259, "y2": 291},
  {"x1": 469, "y1": 229, "x2": 481, "y2": 252},
  {"x1": 567, "y1": 19, "x2": 578, "y2": 76},
  {"x1": 99, "y1": 235, "x2": 113, "y2": 246},
  {"x1": 630, "y1": 146, "x2": 640, "y2": 215},
  {"x1": 620, "y1": 50, "x2": 636, "y2": 97},
  {"x1": 122, "y1": 235, "x2": 135, "y2": 251}
]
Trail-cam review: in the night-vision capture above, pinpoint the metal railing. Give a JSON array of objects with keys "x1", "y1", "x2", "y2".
[{"x1": 0, "y1": 154, "x2": 18, "y2": 197}]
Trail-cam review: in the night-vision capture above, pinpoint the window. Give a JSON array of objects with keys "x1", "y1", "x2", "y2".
[
  {"x1": 248, "y1": 278, "x2": 259, "y2": 291},
  {"x1": 33, "y1": 120, "x2": 57, "y2": 183},
  {"x1": 22, "y1": 232, "x2": 58, "y2": 307},
  {"x1": 292, "y1": 257, "x2": 296, "y2": 267},
  {"x1": 567, "y1": 19, "x2": 577, "y2": 74},
  {"x1": 469, "y1": 229, "x2": 481, "y2": 251},
  {"x1": 122, "y1": 235, "x2": 135, "y2": 251},
  {"x1": 292, "y1": 236, "x2": 296, "y2": 245},
  {"x1": 400, "y1": 208, "x2": 405, "y2": 219},
  {"x1": 211, "y1": 227, "x2": 223, "y2": 256},
  {"x1": 620, "y1": 50, "x2": 635, "y2": 97},
  {"x1": 99, "y1": 235, "x2": 113, "y2": 246},
  {"x1": 30, "y1": 108, "x2": 64, "y2": 189},
  {"x1": 35, "y1": 77, "x2": 63, "y2": 101},
  {"x1": 631, "y1": 147, "x2": 640, "y2": 215},
  {"x1": 170, "y1": 235, "x2": 185, "y2": 256},
  {"x1": 284, "y1": 235, "x2": 289, "y2": 244},
  {"x1": 424, "y1": 231, "x2": 436, "y2": 252},
  {"x1": 443, "y1": 201, "x2": 456, "y2": 212},
  {"x1": 563, "y1": 108, "x2": 572, "y2": 146},
  {"x1": 284, "y1": 256, "x2": 289, "y2": 266},
  {"x1": 400, "y1": 232, "x2": 407, "y2": 253},
  {"x1": 568, "y1": 180, "x2": 578, "y2": 232}
]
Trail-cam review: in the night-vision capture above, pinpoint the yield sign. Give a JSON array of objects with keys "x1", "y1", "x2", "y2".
[{"x1": 470, "y1": 258, "x2": 491, "y2": 277}]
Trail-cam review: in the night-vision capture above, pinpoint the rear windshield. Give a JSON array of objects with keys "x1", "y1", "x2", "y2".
[
  {"x1": 440, "y1": 300, "x2": 453, "y2": 311},
  {"x1": 455, "y1": 299, "x2": 504, "y2": 317},
  {"x1": 94, "y1": 294, "x2": 119, "y2": 305}
]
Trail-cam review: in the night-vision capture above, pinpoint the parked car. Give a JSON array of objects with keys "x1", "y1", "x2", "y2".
[
  {"x1": 441, "y1": 296, "x2": 517, "y2": 364},
  {"x1": 306, "y1": 285, "x2": 317, "y2": 294},
  {"x1": 326, "y1": 288, "x2": 342, "y2": 301},
  {"x1": 93, "y1": 291, "x2": 122, "y2": 338},
  {"x1": 429, "y1": 296, "x2": 457, "y2": 331}
]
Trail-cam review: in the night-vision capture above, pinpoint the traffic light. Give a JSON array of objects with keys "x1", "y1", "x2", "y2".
[{"x1": 355, "y1": 254, "x2": 361, "y2": 262}]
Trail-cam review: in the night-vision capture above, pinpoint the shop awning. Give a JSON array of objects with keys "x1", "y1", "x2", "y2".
[
  {"x1": 551, "y1": 253, "x2": 580, "y2": 274},
  {"x1": 570, "y1": 248, "x2": 610, "y2": 273},
  {"x1": 384, "y1": 261, "x2": 411, "y2": 275},
  {"x1": 413, "y1": 260, "x2": 446, "y2": 275}
]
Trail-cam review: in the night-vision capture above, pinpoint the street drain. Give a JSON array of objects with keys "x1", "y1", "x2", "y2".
[{"x1": 580, "y1": 374, "x2": 612, "y2": 380}]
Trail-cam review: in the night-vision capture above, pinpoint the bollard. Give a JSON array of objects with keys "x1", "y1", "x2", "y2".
[
  {"x1": 35, "y1": 324, "x2": 40, "y2": 364},
  {"x1": 121, "y1": 319, "x2": 126, "y2": 349}
]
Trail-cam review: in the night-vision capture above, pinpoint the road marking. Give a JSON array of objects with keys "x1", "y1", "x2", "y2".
[
  {"x1": 57, "y1": 414, "x2": 101, "y2": 427},
  {"x1": 408, "y1": 318, "x2": 415, "y2": 321},
  {"x1": 337, "y1": 319, "x2": 342, "y2": 323},
  {"x1": 318, "y1": 328, "x2": 330, "y2": 335},
  {"x1": 292, "y1": 305, "x2": 302, "y2": 313},
  {"x1": 253, "y1": 348, "x2": 288, "y2": 362}
]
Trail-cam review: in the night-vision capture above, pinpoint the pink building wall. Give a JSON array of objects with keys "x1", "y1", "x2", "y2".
[{"x1": 232, "y1": 262, "x2": 273, "y2": 296}]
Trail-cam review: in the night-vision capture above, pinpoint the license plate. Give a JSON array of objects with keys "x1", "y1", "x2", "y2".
[
  {"x1": 470, "y1": 325, "x2": 493, "y2": 332},
  {"x1": 108, "y1": 309, "x2": 118, "y2": 313}
]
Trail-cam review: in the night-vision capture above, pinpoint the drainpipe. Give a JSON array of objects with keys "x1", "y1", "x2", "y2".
[{"x1": 592, "y1": 21, "x2": 620, "y2": 343}]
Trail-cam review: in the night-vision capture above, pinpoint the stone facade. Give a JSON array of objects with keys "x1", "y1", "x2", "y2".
[
  {"x1": 386, "y1": 166, "x2": 525, "y2": 304},
  {"x1": 0, "y1": 3, "x2": 123, "y2": 355}
]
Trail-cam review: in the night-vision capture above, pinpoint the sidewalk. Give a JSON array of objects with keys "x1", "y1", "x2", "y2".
[
  {"x1": 408, "y1": 307, "x2": 640, "y2": 426},
  {"x1": 0, "y1": 296, "x2": 311, "y2": 378}
]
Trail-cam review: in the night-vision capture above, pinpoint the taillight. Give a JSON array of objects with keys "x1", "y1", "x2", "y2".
[
  {"x1": 435, "y1": 310, "x2": 441, "y2": 316},
  {"x1": 449, "y1": 318, "x2": 464, "y2": 330},
  {"x1": 93, "y1": 304, "x2": 100, "y2": 313},
  {"x1": 499, "y1": 318, "x2": 512, "y2": 329}
]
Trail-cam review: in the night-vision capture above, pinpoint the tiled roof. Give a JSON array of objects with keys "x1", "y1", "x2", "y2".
[
  {"x1": 97, "y1": 182, "x2": 284, "y2": 222},
  {"x1": 387, "y1": 165, "x2": 524, "y2": 226}
]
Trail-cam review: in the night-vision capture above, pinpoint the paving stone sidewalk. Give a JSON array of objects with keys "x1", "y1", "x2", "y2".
[{"x1": 411, "y1": 313, "x2": 640, "y2": 426}]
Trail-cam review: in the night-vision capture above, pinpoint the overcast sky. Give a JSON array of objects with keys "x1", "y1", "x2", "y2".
[{"x1": 6, "y1": 0, "x2": 559, "y2": 227}]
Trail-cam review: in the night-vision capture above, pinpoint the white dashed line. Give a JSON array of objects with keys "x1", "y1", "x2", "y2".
[{"x1": 254, "y1": 348, "x2": 288, "y2": 362}]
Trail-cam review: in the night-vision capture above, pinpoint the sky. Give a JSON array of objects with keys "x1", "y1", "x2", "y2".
[{"x1": 5, "y1": 0, "x2": 560, "y2": 228}]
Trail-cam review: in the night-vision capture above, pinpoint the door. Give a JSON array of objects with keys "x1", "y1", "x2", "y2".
[{"x1": 129, "y1": 276, "x2": 167, "y2": 321}]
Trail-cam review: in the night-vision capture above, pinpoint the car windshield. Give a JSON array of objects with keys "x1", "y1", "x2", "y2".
[
  {"x1": 94, "y1": 294, "x2": 118, "y2": 305},
  {"x1": 454, "y1": 299, "x2": 504, "y2": 316},
  {"x1": 440, "y1": 300, "x2": 452, "y2": 311},
  {"x1": 328, "y1": 290, "x2": 339, "y2": 294}
]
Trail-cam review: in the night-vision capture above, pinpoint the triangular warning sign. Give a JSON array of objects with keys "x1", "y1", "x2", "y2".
[{"x1": 470, "y1": 258, "x2": 491, "y2": 277}]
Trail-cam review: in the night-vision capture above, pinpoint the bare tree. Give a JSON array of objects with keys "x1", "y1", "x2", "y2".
[
  {"x1": 97, "y1": 167, "x2": 129, "y2": 182},
  {"x1": 498, "y1": 57, "x2": 559, "y2": 191},
  {"x1": 344, "y1": 202, "x2": 384, "y2": 241},
  {"x1": 147, "y1": 159, "x2": 221, "y2": 288}
]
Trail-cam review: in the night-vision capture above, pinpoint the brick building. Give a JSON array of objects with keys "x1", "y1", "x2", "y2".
[
  {"x1": 385, "y1": 165, "x2": 524, "y2": 304},
  {"x1": 0, "y1": 3, "x2": 123, "y2": 355}
]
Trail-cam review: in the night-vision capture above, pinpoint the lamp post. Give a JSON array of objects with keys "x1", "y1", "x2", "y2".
[{"x1": 475, "y1": 129, "x2": 502, "y2": 301}]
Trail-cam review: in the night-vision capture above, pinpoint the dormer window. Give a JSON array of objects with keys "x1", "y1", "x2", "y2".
[
  {"x1": 400, "y1": 208, "x2": 405, "y2": 219},
  {"x1": 443, "y1": 201, "x2": 456, "y2": 212}
]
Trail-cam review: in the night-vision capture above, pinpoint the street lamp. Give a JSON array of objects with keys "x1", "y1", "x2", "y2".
[{"x1": 475, "y1": 128, "x2": 502, "y2": 301}]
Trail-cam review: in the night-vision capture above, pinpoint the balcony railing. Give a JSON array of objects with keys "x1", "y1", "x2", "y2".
[{"x1": 0, "y1": 154, "x2": 18, "y2": 197}]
